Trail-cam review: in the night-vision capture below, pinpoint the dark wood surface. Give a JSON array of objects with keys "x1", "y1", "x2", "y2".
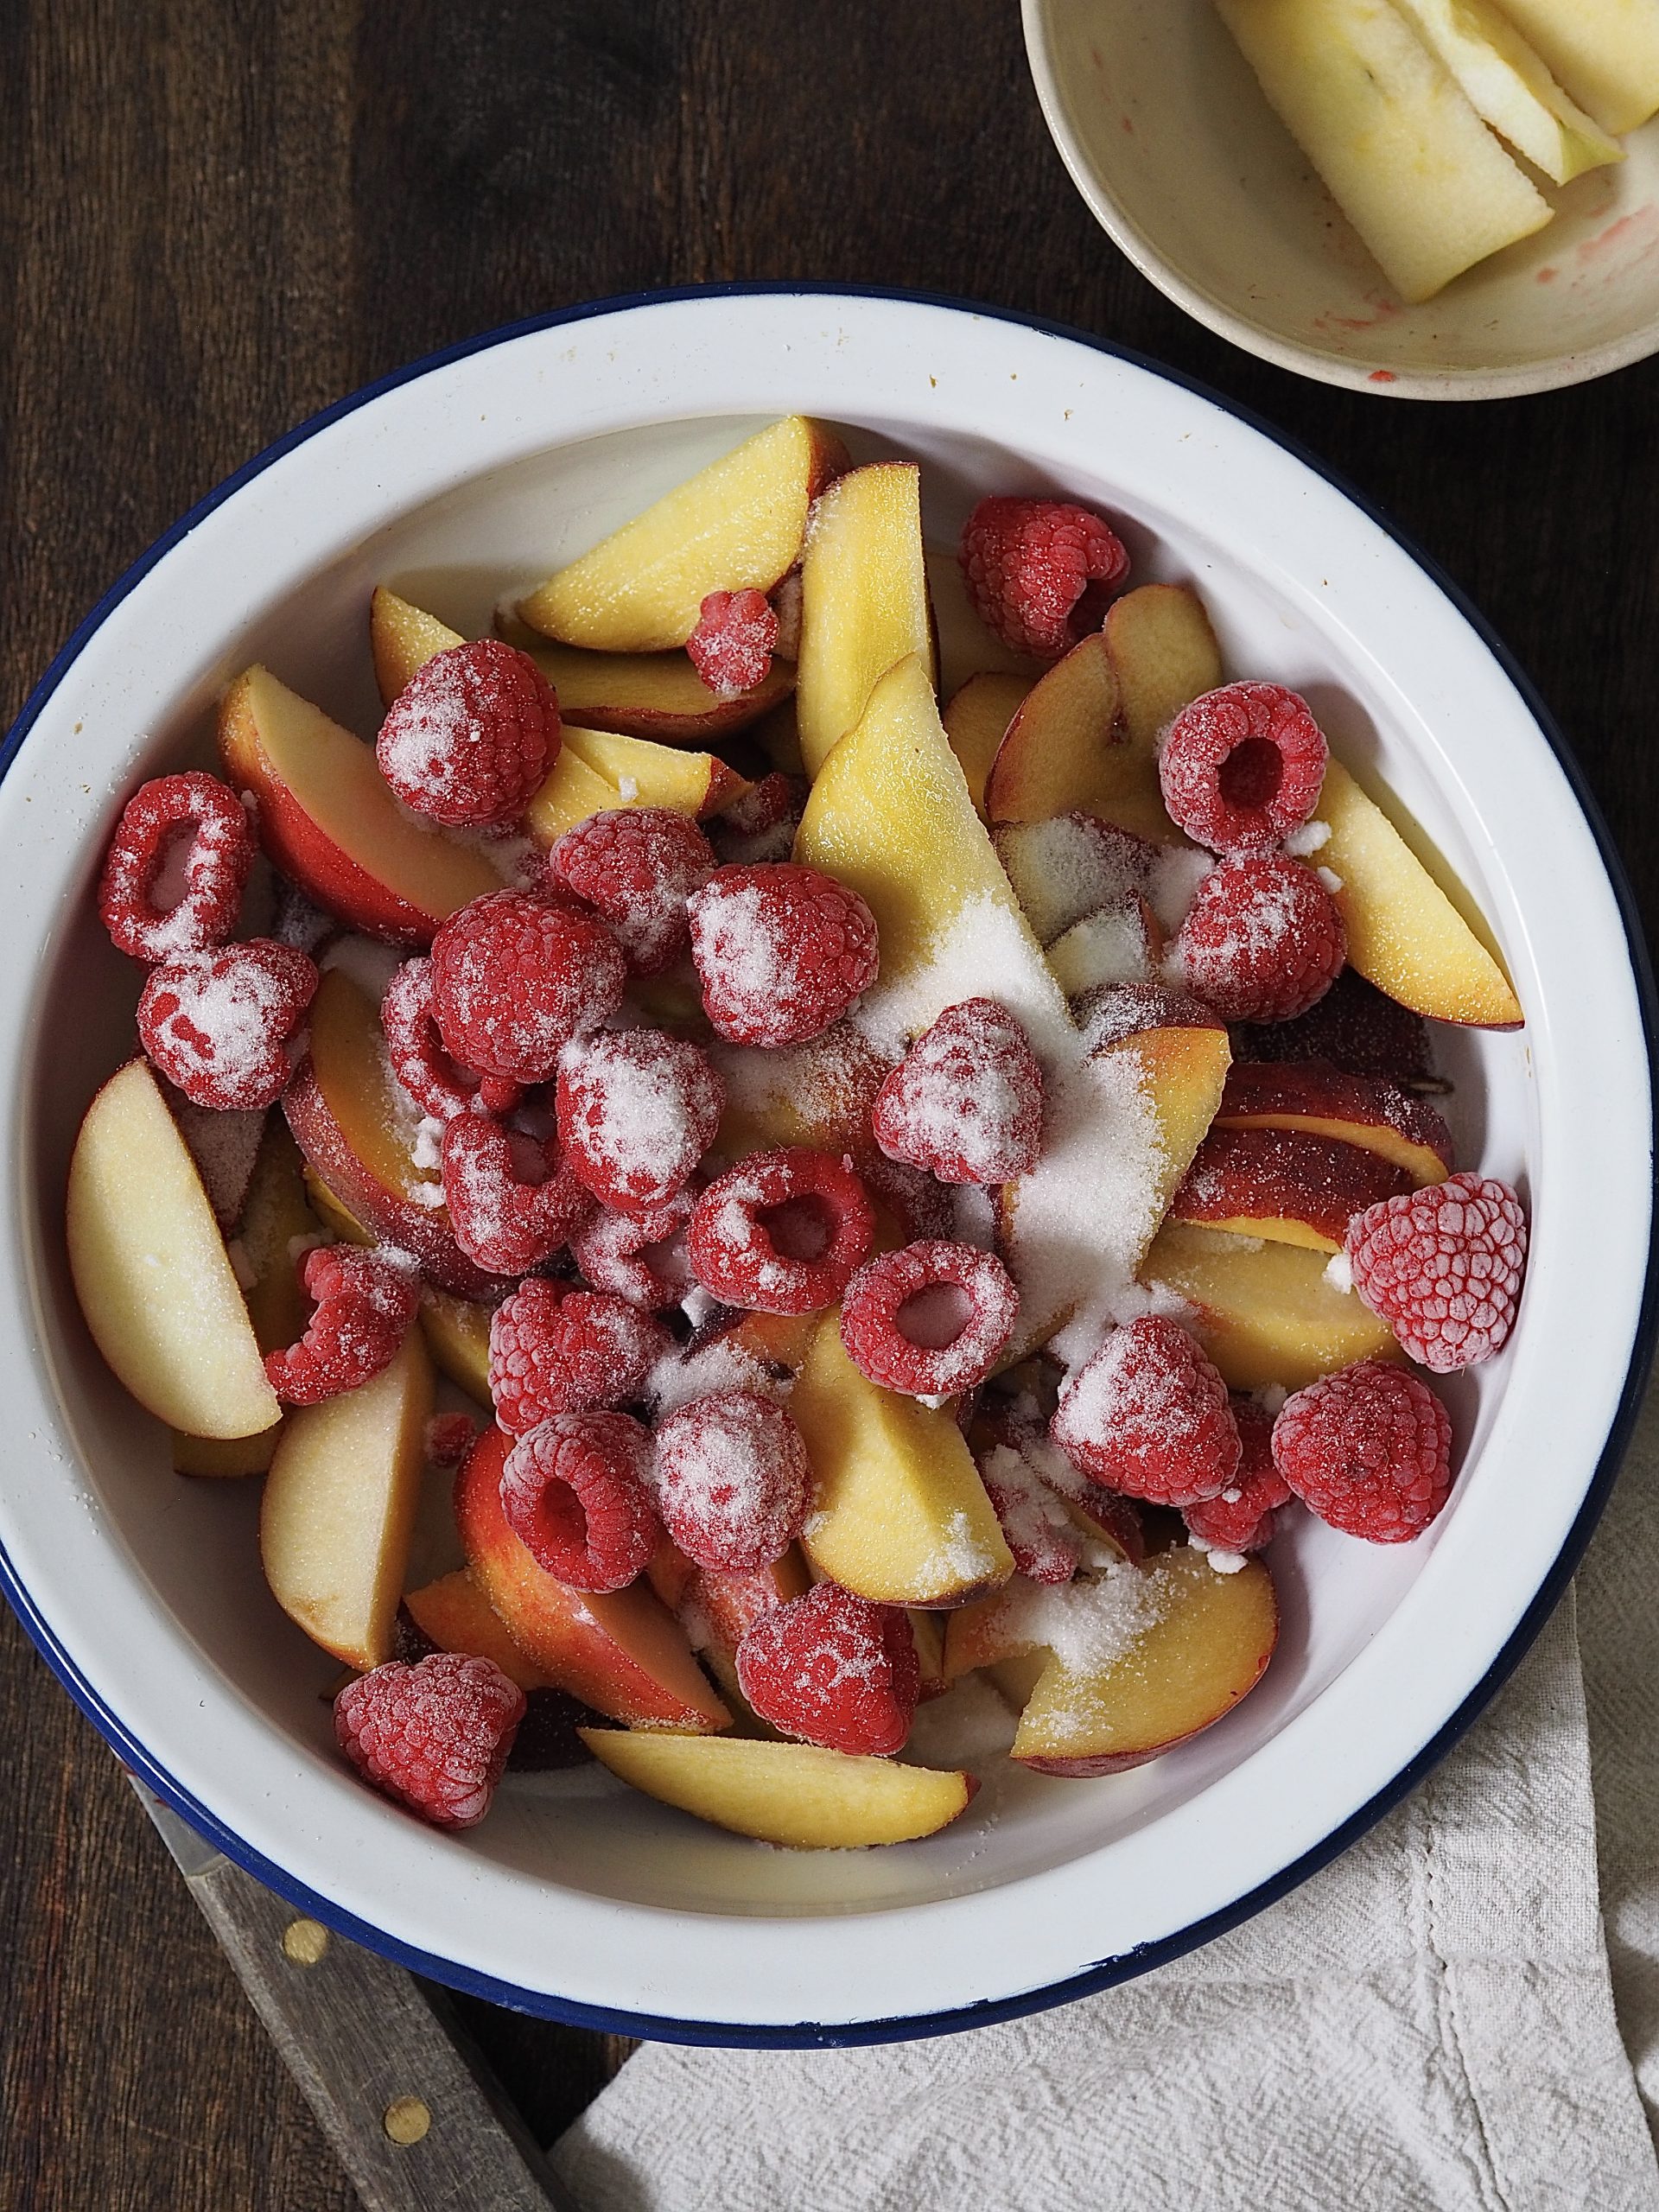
[{"x1": 3, "y1": 3, "x2": 1656, "y2": 2206}]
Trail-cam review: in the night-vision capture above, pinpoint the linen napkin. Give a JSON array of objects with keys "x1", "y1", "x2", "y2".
[{"x1": 554, "y1": 1379, "x2": 1659, "y2": 2212}]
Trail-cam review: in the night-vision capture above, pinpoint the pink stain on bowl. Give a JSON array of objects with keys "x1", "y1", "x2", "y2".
[
  {"x1": 1369, "y1": 370, "x2": 1397, "y2": 385},
  {"x1": 1577, "y1": 206, "x2": 1659, "y2": 270},
  {"x1": 1536, "y1": 267, "x2": 1558, "y2": 285}
]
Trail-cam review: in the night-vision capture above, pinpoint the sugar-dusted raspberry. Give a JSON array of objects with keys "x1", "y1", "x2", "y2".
[
  {"x1": 687, "y1": 1147, "x2": 874, "y2": 1314},
  {"x1": 735, "y1": 1581, "x2": 918, "y2": 1756},
  {"x1": 977, "y1": 1441, "x2": 1082, "y2": 1585},
  {"x1": 499, "y1": 1411, "x2": 658, "y2": 1592},
  {"x1": 1183, "y1": 1397, "x2": 1290, "y2": 1554},
  {"x1": 441, "y1": 1112, "x2": 594, "y2": 1275},
  {"x1": 382, "y1": 956, "x2": 521, "y2": 1122},
  {"x1": 488, "y1": 1278, "x2": 670, "y2": 1433},
  {"x1": 1233, "y1": 968, "x2": 1434, "y2": 1086},
  {"x1": 870, "y1": 998, "x2": 1044, "y2": 1185},
  {"x1": 555, "y1": 1028, "x2": 724, "y2": 1215},
  {"x1": 652, "y1": 1389, "x2": 812, "y2": 1572},
  {"x1": 429, "y1": 889, "x2": 626, "y2": 1084},
  {"x1": 1346, "y1": 1172, "x2": 1528, "y2": 1373},
  {"x1": 547, "y1": 808, "x2": 714, "y2": 977},
  {"x1": 1175, "y1": 853, "x2": 1345, "y2": 1023},
  {"x1": 1159, "y1": 682, "x2": 1327, "y2": 855},
  {"x1": 1273, "y1": 1360, "x2": 1453, "y2": 1543},
  {"x1": 684, "y1": 588, "x2": 779, "y2": 698},
  {"x1": 570, "y1": 1190, "x2": 694, "y2": 1310},
  {"x1": 840, "y1": 1242, "x2": 1019, "y2": 1399},
  {"x1": 1051, "y1": 1316, "x2": 1239, "y2": 1507},
  {"x1": 99, "y1": 772, "x2": 255, "y2": 964},
  {"x1": 708, "y1": 772, "x2": 808, "y2": 865},
  {"x1": 139, "y1": 939, "x2": 319, "y2": 1111},
  {"x1": 688, "y1": 862, "x2": 879, "y2": 1048},
  {"x1": 377, "y1": 639, "x2": 556, "y2": 828},
  {"x1": 960, "y1": 496, "x2": 1130, "y2": 660},
  {"x1": 425, "y1": 1410, "x2": 480, "y2": 1468},
  {"x1": 336, "y1": 1651, "x2": 524, "y2": 1830},
  {"x1": 265, "y1": 1245, "x2": 420, "y2": 1405}
]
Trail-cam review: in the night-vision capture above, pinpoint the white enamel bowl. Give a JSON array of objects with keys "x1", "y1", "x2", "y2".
[
  {"x1": 2, "y1": 289, "x2": 1651, "y2": 2043},
  {"x1": 1024, "y1": 0, "x2": 1659, "y2": 398}
]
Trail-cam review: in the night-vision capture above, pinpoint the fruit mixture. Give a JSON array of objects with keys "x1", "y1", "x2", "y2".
[
  {"x1": 67, "y1": 416, "x2": 1529, "y2": 1853},
  {"x1": 1215, "y1": 0, "x2": 1659, "y2": 304}
]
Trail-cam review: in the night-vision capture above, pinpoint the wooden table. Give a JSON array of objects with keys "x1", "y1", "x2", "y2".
[{"x1": 3, "y1": 3, "x2": 1656, "y2": 2202}]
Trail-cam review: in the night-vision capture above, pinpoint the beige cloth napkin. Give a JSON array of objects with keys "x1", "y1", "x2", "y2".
[{"x1": 554, "y1": 1377, "x2": 1659, "y2": 2212}]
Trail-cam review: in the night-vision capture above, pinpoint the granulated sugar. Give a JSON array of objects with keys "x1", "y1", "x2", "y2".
[
  {"x1": 645, "y1": 1330, "x2": 791, "y2": 1419},
  {"x1": 994, "y1": 1557, "x2": 1167, "y2": 1680},
  {"x1": 991, "y1": 813, "x2": 1154, "y2": 947},
  {"x1": 852, "y1": 892, "x2": 1074, "y2": 1068}
]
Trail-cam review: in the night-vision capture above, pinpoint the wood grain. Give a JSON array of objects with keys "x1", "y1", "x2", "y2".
[{"x1": 4, "y1": 1, "x2": 1657, "y2": 2205}]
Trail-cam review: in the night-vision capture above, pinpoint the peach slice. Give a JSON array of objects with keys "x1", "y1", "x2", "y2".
[
  {"x1": 260, "y1": 1332, "x2": 433, "y2": 1671},
  {"x1": 369, "y1": 586, "x2": 463, "y2": 702},
  {"x1": 942, "y1": 671, "x2": 1033, "y2": 817},
  {"x1": 792, "y1": 1314, "x2": 1014, "y2": 1607},
  {"x1": 993, "y1": 812, "x2": 1157, "y2": 946},
  {"x1": 1141, "y1": 1221, "x2": 1401, "y2": 1390},
  {"x1": 67, "y1": 1059, "x2": 281, "y2": 1442},
  {"x1": 713, "y1": 1020, "x2": 890, "y2": 1159},
  {"x1": 796, "y1": 461, "x2": 936, "y2": 777},
  {"x1": 283, "y1": 967, "x2": 508, "y2": 1300},
  {"x1": 173, "y1": 1121, "x2": 319, "y2": 1477},
  {"x1": 646, "y1": 1542, "x2": 810, "y2": 1731},
  {"x1": 417, "y1": 1291, "x2": 493, "y2": 1407},
  {"x1": 1045, "y1": 900, "x2": 1162, "y2": 996},
  {"x1": 523, "y1": 724, "x2": 748, "y2": 848},
  {"x1": 908, "y1": 1610, "x2": 950, "y2": 1701},
  {"x1": 404, "y1": 1567, "x2": 557, "y2": 1693},
  {"x1": 581, "y1": 1729, "x2": 976, "y2": 1849},
  {"x1": 1103, "y1": 582, "x2": 1224, "y2": 748},
  {"x1": 518, "y1": 416, "x2": 849, "y2": 652},
  {"x1": 1316, "y1": 760, "x2": 1522, "y2": 1027},
  {"x1": 219, "y1": 666, "x2": 504, "y2": 946},
  {"x1": 925, "y1": 543, "x2": 1041, "y2": 690},
  {"x1": 1215, "y1": 1060, "x2": 1453, "y2": 1186},
  {"x1": 985, "y1": 631, "x2": 1178, "y2": 846},
  {"x1": 1171, "y1": 1126, "x2": 1414, "y2": 1252},
  {"x1": 454, "y1": 1424, "x2": 729, "y2": 1732}
]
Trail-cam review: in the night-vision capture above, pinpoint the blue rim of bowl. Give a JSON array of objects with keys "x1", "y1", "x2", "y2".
[{"x1": 3, "y1": 283, "x2": 1655, "y2": 2049}]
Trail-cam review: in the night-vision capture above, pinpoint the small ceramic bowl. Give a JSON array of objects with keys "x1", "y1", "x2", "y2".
[
  {"x1": 1, "y1": 289, "x2": 1652, "y2": 2044},
  {"x1": 1024, "y1": 0, "x2": 1659, "y2": 397}
]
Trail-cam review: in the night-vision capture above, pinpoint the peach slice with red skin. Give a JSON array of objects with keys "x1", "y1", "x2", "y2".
[
  {"x1": 1215, "y1": 1060, "x2": 1453, "y2": 1187},
  {"x1": 986, "y1": 630, "x2": 1176, "y2": 848},
  {"x1": 1171, "y1": 1126, "x2": 1414, "y2": 1253},
  {"x1": 1141, "y1": 1221, "x2": 1402, "y2": 1391},
  {"x1": 1103, "y1": 582, "x2": 1224, "y2": 749},
  {"x1": 646, "y1": 1541, "x2": 811, "y2": 1733},
  {"x1": 219, "y1": 665, "x2": 504, "y2": 945},
  {"x1": 283, "y1": 967, "x2": 511, "y2": 1301},
  {"x1": 454, "y1": 1424, "x2": 730, "y2": 1732},
  {"x1": 404, "y1": 1567, "x2": 559, "y2": 1693}
]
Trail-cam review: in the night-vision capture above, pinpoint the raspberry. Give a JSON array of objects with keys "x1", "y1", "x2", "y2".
[
  {"x1": 138, "y1": 939, "x2": 319, "y2": 1111},
  {"x1": 555, "y1": 1029, "x2": 723, "y2": 1215},
  {"x1": 870, "y1": 998, "x2": 1044, "y2": 1185},
  {"x1": 1159, "y1": 682, "x2": 1328, "y2": 854},
  {"x1": 684, "y1": 588, "x2": 779, "y2": 698},
  {"x1": 429, "y1": 889, "x2": 626, "y2": 1083},
  {"x1": 687, "y1": 1147, "x2": 874, "y2": 1314},
  {"x1": 441, "y1": 1112, "x2": 594, "y2": 1274},
  {"x1": 1233, "y1": 968, "x2": 1434, "y2": 1085},
  {"x1": 977, "y1": 1441, "x2": 1082, "y2": 1585},
  {"x1": 488, "y1": 1278, "x2": 670, "y2": 1433},
  {"x1": 1346, "y1": 1172, "x2": 1528, "y2": 1373},
  {"x1": 960, "y1": 496, "x2": 1130, "y2": 659},
  {"x1": 688, "y1": 862, "x2": 879, "y2": 1047},
  {"x1": 99, "y1": 772, "x2": 255, "y2": 963},
  {"x1": 499, "y1": 1412, "x2": 658, "y2": 1592},
  {"x1": 547, "y1": 809, "x2": 714, "y2": 976},
  {"x1": 1050, "y1": 1317, "x2": 1239, "y2": 1507},
  {"x1": 570, "y1": 1190, "x2": 695, "y2": 1310},
  {"x1": 1183, "y1": 1399, "x2": 1290, "y2": 1553},
  {"x1": 709, "y1": 772, "x2": 808, "y2": 865},
  {"x1": 335, "y1": 1652, "x2": 524, "y2": 1830},
  {"x1": 1273, "y1": 1360, "x2": 1453, "y2": 1543},
  {"x1": 425, "y1": 1411, "x2": 480, "y2": 1467},
  {"x1": 382, "y1": 957, "x2": 521, "y2": 1122},
  {"x1": 840, "y1": 1242, "x2": 1019, "y2": 1399},
  {"x1": 652, "y1": 1389, "x2": 812, "y2": 1571},
  {"x1": 735, "y1": 1582, "x2": 918, "y2": 1756},
  {"x1": 1175, "y1": 854, "x2": 1345, "y2": 1023},
  {"x1": 376, "y1": 639, "x2": 556, "y2": 828},
  {"x1": 265, "y1": 1246, "x2": 420, "y2": 1405}
]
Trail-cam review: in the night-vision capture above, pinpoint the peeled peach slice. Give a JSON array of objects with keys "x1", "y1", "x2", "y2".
[
  {"x1": 1214, "y1": 1061, "x2": 1452, "y2": 1186},
  {"x1": 1316, "y1": 760, "x2": 1522, "y2": 1027},
  {"x1": 1141, "y1": 1221, "x2": 1401, "y2": 1390},
  {"x1": 518, "y1": 416, "x2": 849, "y2": 652},
  {"x1": 369, "y1": 587, "x2": 463, "y2": 702},
  {"x1": 1103, "y1": 582, "x2": 1224, "y2": 748},
  {"x1": 219, "y1": 666, "x2": 504, "y2": 945},
  {"x1": 454, "y1": 1425, "x2": 729, "y2": 1732},
  {"x1": 942, "y1": 671, "x2": 1033, "y2": 817},
  {"x1": 1170, "y1": 1126, "x2": 1413, "y2": 1253},
  {"x1": 581, "y1": 1729, "x2": 977, "y2": 1849},
  {"x1": 417, "y1": 1291, "x2": 493, "y2": 1407},
  {"x1": 792, "y1": 1315, "x2": 1014, "y2": 1607},
  {"x1": 67, "y1": 1059, "x2": 281, "y2": 1442},
  {"x1": 260, "y1": 1331, "x2": 434, "y2": 1671},
  {"x1": 796, "y1": 461, "x2": 936, "y2": 777},
  {"x1": 523, "y1": 724, "x2": 748, "y2": 847}
]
